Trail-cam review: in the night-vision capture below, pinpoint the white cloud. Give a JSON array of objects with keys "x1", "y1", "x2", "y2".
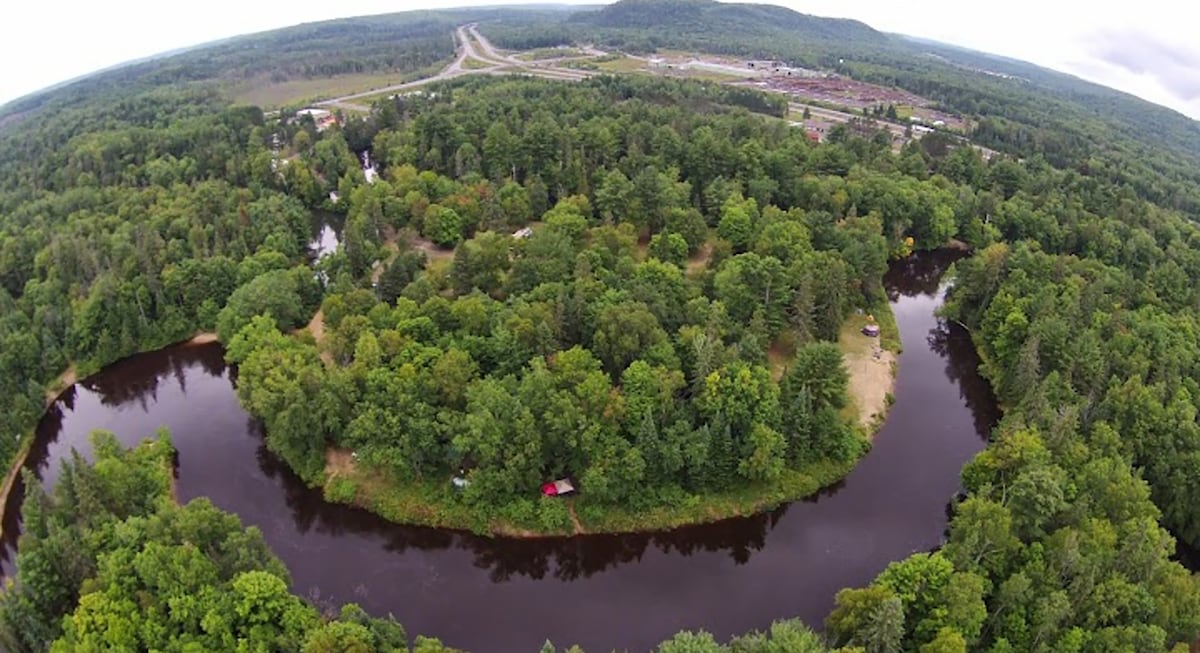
[{"x1": 4, "y1": 0, "x2": 1200, "y2": 119}]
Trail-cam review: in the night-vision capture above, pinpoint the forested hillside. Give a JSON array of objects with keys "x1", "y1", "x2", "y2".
[
  {"x1": 481, "y1": 0, "x2": 1200, "y2": 215},
  {"x1": 0, "y1": 7, "x2": 574, "y2": 125}
]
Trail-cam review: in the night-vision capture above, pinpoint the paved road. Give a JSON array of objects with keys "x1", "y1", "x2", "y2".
[
  {"x1": 316, "y1": 25, "x2": 993, "y2": 162},
  {"x1": 786, "y1": 102, "x2": 910, "y2": 140},
  {"x1": 468, "y1": 24, "x2": 591, "y2": 80},
  {"x1": 316, "y1": 24, "x2": 592, "y2": 111}
]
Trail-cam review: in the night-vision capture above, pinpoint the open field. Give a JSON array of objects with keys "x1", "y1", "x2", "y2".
[
  {"x1": 516, "y1": 47, "x2": 586, "y2": 61},
  {"x1": 593, "y1": 56, "x2": 649, "y2": 73},
  {"x1": 228, "y1": 65, "x2": 446, "y2": 109},
  {"x1": 462, "y1": 57, "x2": 495, "y2": 70}
]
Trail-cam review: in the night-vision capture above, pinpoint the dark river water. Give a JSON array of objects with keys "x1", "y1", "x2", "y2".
[{"x1": 0, "y1": 250, "x2": 999, "y2": 653}]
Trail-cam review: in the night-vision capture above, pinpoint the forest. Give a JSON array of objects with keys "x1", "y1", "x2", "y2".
[
  {"x1": 2, "y1": 0, "x2": 1200, "y2": 650},
  {"x1": 226, "y1": 75, "x2": 927, "y2": 533}
]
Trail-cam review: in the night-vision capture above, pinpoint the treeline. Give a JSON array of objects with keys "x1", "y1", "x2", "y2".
[
  {"x1": 480, "y1": 0, "x2": 1200, "y2": 216},
  {"x1": 821, "y1": 74, "x2": 1200, "y2": 653},
  {"x1": 940, "y1": 168, "x2": 1200, "y2": 551}
]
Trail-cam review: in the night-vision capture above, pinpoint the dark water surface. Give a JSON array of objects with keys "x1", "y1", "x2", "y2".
[{"x1": 0, "y1": 250, "x2": 998, "y2": 653}]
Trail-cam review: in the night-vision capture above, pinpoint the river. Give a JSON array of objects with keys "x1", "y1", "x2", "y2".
[{"x1": 0, "y1": 250, "x2": 998, "y2": 653}]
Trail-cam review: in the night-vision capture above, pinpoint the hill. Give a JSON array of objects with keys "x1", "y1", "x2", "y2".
[
  {"x1": 483, "y1": 0, "x2": 1200, "y2": 213},
  {"x1": 571, "y1": 0, "x2": 883, "y2": 44}
]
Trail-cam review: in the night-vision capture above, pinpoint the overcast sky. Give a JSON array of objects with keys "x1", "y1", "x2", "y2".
[{"x1": 6, "y1": 1, "x2": 1200, "y2": 119}]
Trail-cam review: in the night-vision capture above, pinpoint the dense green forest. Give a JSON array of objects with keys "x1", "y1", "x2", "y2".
[
  {"x1": 3, "y1": 0, "x2": 1200, "y2": 650},
  {"x1": 227, "y1": 75, "x2": 904, "y2": 533}
]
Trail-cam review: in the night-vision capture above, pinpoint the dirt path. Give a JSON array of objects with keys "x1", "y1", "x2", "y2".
[{"x1": 567, "y1": 502, "x2": 585, "y2": 535}]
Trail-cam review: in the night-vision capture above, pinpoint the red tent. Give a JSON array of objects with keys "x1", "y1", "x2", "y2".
[{"x1": 541, "y1": 479, "x2": 575, "y2": 496}]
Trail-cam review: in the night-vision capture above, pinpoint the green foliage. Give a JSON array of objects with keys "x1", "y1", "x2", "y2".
[
  {"x1": 0, "y1": 435, "x2": 413, "y2": 653},
  {"x1": 216, "y1": 267, "x2": 316, "y2": 342},
  {"x1": 649, "y1": 232, "x2": 689, "y2": 267},
  {"x1": 424, "y1": 204, "x2": 466, "y2": 247}
]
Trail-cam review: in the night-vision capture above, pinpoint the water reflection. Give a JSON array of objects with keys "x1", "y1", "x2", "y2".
[
  {"x1": 1, "y1": 250, "x2": 1001, "y2": 653},
  {"x1": 309, "y1": 209, "x2": 344, "y2": 261},
  {"x1": 255, "y1": 420, "x2": 782, "y2": 583},
  {"x1": 928, "y1": 323, "x2": 1002, "y2": 439}
]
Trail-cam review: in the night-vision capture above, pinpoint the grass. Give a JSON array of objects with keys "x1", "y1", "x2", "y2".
[
  {"x1": 574, "y1": 458, "x2": 859, "y2": 533},
  {"x1": 516, "y1": 47, "x2": 585, "y2": 61},
  {"x1": 595, "y1": 56, "x2": 648, "y2": 73},
  {"x1": 462, "y1": 57, "x2": 494, "y2": 71},
  {"x1": 226, "y1": 61, "x2": 449, "y2": 109},
  {"x1": 323, "y1": 446, "x2": 865, "y2": 537},
  {"x1": 229, "y1": 72, "x2": 406, "y2": 108},
  {"x1": 324, "y1": 448, "x2": 575, "y2": 536}
]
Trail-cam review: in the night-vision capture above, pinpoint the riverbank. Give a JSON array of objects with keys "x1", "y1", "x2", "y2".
[
  {"x1": 0, "y1": 365, "x2": 79, "y2": 541},
  {"x1": 0, "y1": 331, "x2": 218, "y2": 543},
  {"x1": 318, "y1": 303, "x2": 900, "y2": 538},
  {"x1": 322, "y1": 447, "x2": 864, "y2": 537}
]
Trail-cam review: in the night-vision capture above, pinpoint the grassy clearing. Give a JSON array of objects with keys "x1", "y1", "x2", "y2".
[
  {"x1": 323, "y1": 447, "x2": 863, "y2": 537},
  {"x1": 462, "y1": 57, "x2": 494, "y2": 71},
  {"x1": 226, "y1": 62, "x2": 448, "y2": 109},
  {"x1": 686, "y1": 241, "x2": 715, "y2": 277},
  {"x1": 229, "y1": 72, "x2": 406, "y2": 108},
  {"x1": 324, "y1": 448, "x2": 575, "y2": 536},
  {"x1": 766, "y1": 333, "x2": 796, "y2": 382},
  {"x1": 516, "y1": 47, "x2": 585, "y2": 61},
  {"x1": 595, "y1": 56, "x2": 648, "y2": 73}
]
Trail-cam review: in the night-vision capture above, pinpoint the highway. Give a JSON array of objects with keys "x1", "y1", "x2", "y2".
[{"x1": 316, "y1": 24, "x2": 591, "y2": 111}]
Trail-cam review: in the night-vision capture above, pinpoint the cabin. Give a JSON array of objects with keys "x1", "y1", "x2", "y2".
[
  {"x1": 296, "y1": 108, "x2": 338, "y2": 132},
  {"x1": 541, "y1": 479, "x2": 575, "y2": 497},
  {"x1": 862, "y1": 324, "x2": 881, "y2": 337}
]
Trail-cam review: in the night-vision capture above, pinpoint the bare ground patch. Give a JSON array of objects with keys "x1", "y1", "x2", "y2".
[
  {"x1": 840, "y1": 317, "x2": 897, "y2": 430},
  {"x1": 187, "y1": 332, "x2": 218, "y2": 345},
  {"x1": 326, "y1": 447, "x2": 357, "y2": 479},
  {"x1": 686, "y1": 242, "x2": 714, "y2": 275}
]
